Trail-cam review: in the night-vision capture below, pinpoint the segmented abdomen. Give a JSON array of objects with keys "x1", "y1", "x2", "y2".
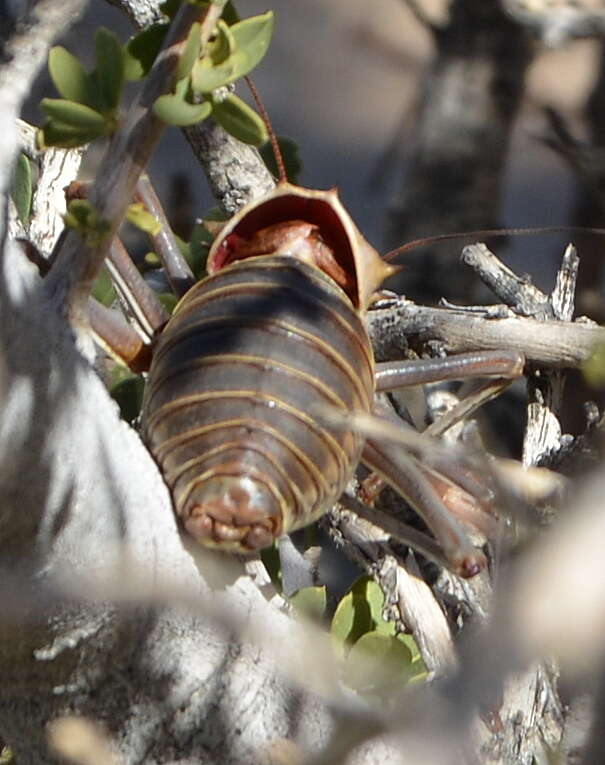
[{"x1": 141, "y1": 255, "x2": 375, "y2": 551}]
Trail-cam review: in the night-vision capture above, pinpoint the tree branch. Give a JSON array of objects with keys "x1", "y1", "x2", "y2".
[
  {"x1": 45, "y1": 2, "x2": 220, "y2": 320},
  {"x1": 368, "y1": 296, "x2": 604, "y2": 368},
  {"x1": 184, "y1": 118, "x2": 275, "y2": 216}
]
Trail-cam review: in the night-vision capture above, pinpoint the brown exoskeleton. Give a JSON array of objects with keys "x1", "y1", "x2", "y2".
[{"x1": 75, "y1": 160, "x2": 529, "y2": 580}]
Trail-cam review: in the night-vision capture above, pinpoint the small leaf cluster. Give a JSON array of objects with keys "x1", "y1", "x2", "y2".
[
  {"x1": 38, "y1": 28, "x2": 124, "y2": 149},
  {"x1": 129, "y1": 7, "x2": 274, "y2": 144},
  {"x1": 330, "y1": 576, "x2": 427, "y2": 699},
  {"x1": 38, "y1": 6, "x2": 273, "y2": 150},
  {"x1": 285, "y1": 572, "x2": 427, "y2": 701},
  {"x1": 63, "y1": 200, "x2": 111, "y2": 246}
]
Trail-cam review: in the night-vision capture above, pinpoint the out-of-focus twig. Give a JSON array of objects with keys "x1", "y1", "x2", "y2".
[
  {"x1": 48, "y1": 717, "x2": 121, "y2": 765},
  {"x1": 501, "y1": 0, "x2": 605, "y2": 46}
]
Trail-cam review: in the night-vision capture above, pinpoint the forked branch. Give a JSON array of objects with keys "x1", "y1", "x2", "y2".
[{"x1": 45, "y1": 2, "x2": 226, "y2": 320}]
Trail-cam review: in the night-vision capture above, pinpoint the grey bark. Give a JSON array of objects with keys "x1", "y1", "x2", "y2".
[
  {"x1": 184, "y1": 121, "x2": 275, "y2": 218},
  {"x1": 367, "y1": 291, "x2": 605, "y2": 368}
]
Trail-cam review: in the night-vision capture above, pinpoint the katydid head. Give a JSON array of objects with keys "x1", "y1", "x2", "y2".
[
  {"x1": 205, "y1": 78, "x2": 395, "y2": 308},
  {"x1": 207, "y1": 183, "x2": 398, "y2": 309}
]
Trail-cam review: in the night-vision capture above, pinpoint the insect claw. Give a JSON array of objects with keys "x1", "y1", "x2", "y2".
[
  {"x1": 184, "y1": 510, "x2": 213, "y2": 542},
  {"x1": 458, "y1": 552, "x2": 487, "y2": 579}
]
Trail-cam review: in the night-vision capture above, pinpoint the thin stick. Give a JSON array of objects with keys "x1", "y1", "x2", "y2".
[
  {"x1": 45, "y1": 3, "x2": 225, "y2": 321},
  {"x1": 244, "y1": 75, "x2": 287, "y2": 184}
]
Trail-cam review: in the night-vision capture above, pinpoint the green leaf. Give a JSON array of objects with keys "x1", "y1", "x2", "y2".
[
  {"x1": 111, "y1": 375, "x2": 145, "y2": 423},
  {"x1": 91, "y1": 266, "x2": 117, "y2": 307},
  {"x1": 259, "y1": 136, "x2": 302, "y2": 184},
  {"x1": 11, "y1": 153, "x2": 33, "y2": 225},
  {"x1": 330, "y1": 575, "x2": 397, "y2": 658},
  {"x1": 37, "y1": 121, "x2": 102, "y2": 149},
  {"x1": 191, "y1": 22, "x2": 235, "y2": 93},
  {"x1": 124, "y1": 23, "x2": 169, "y2": 80},
  {"x1": 191, "y1": 56, "x2": 236, "y2": 94},
  {"x1": 158, "y1": 293, "x2": 179, "y2": 315},
  {"x1": 48, "y1": 46, "x2": 92, "y2": 104},
  {"x1": 144, "y1": 251, "x2": 161, "y2": 268},
  {"x1": 177, "y1": 22, "x2": 202, "y2": 80},
  {"x1": 330, "y1": 577, "x2": 375, "y2": 656},
  {"x1": 210, "y1": 20, "x2": 235, "y2": 65},
  {"x1": 191, "y1": 13, "x2": 273, "y2": 94},
  {"x1": 211, "y1": 93, "x2": 267, "y2": 146},
  {"x1": 398, "y1": 634, "x2": 428, "y2": 683},
  {"x1": 202, "y1": 206, "x2": 229, "y2": 223},
  {"x1": 126, "y1": 203, "x2": 162, "y2": 235},
  {"x1": 342, "y1": 631, "x2": 412, "y2": 698},
  {"x1": 290, "y1": 586, "x2": 326, "y2": 622},
  {"x1": 95, "y1": 27, "x2": 125, "y2": 112},
  {"x1": 153, "y1": 90, "x2": 212, "y2": 126},
  {"x1": 41, "y1": 99, "x2": 109, "y2": 131},
  {"x1": 229, "y1": 11, "x2": 273, "y2": 77},
  {"x1": 187, "y1": 222, "x2": 212, "y2": 278},
  {"x1": 583, "y1": 342, "x2": 605, "y2": 387}
]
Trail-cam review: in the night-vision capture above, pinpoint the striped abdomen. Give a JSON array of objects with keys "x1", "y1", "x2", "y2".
[{"x1": 141, "y1": 255, "x2": 375, "y2": 551}]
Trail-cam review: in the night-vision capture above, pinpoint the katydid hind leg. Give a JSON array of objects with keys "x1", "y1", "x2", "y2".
[
  {"x1": 339, "y1": 490, "x2": 453, "y2": 572},
  {"x1": 361, "y1": 439, "x2": 487, "y2": 578},
  {"x1": 374, "y1": 350, "x2": 524, "y2": 392},
  {"x1": 363, "y1": 351, "x2": 524, "y2": 517}
]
